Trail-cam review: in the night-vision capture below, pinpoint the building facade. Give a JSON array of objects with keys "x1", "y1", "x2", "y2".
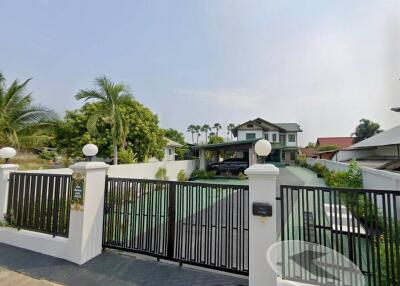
[{"x1": 232, "y1": 118, "x2": 302, "y2": 165}]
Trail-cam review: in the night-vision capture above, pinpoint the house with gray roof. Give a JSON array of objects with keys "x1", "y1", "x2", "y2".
[
  {"x1": 194, "y1": 118, "x2": 302, "y2": 168},
  {"x1": 334, "y1": 125, "x2": 400, "y2": 170},
  {"x1": 231, "y1": 118, "x2": 302, "y2": 165}
]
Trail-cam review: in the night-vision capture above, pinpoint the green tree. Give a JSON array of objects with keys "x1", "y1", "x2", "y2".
[
  {"x1": 318, "y1": 144, "x2": 339, "y2": 152},
  {"x1": 194, "y1": 125, "x2": 201, "y2": 144},
  {"x1": 227, "y1": 123, "x2": 235, "y2": 139},
  {"x1": 75, "y1": 76, "x2": 132, "y2": 164},
  {"x1": 55, "y1": 99, "x2": 165, "y2": 162},
  {"x1": 164, "y1": 128, "x2": 185, "y2": 145},
  {"x1": 352, "y1": 118, "x2": 383, "y2": 144},
  {"x1": 200, "y1": 124, "x2": 211, "y2": 142},
  {"x1": 209, "y1": 135, "x2": 224, "y2": 144},
  {"x1": 0, "y1": 72, "x2": 57, "y2": 149},
  {"x1": 307, "y1": 142, "x2": 316, "y2": 148},
  {"x1": 187, "y1": 125, "x2": 196, "y2": 143},
  {"x1": 213, "y1": 123, "x2": 222, "y2": 136}
]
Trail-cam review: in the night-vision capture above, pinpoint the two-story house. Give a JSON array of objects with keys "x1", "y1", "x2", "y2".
[{"x1": 231, "y1": 118, "x2": 302, "y2": 164}]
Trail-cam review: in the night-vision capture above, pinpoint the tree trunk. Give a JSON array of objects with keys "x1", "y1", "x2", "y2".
[{"x1": 113, "y1": 139, "x2": 118, "y2": 165}]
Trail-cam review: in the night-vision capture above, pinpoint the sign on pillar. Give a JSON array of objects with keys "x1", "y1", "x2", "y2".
[{"x1": 68, "y1": 161, "x2": 109, "y2": 265}]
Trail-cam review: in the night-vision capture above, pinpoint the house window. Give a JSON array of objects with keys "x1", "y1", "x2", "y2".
[
  {"x1": 289, "y1": 135, "x2": 296, "y2": 142},
  {"x1": 290, "y1": 151, "x2": 296, "y2": 161},
  {"x1": 246, "y1": 133, "x2": 256, "y2": 140},
  {"x1": 272, "y1": 134, "x2": 277, "y2": 142},
  {"x1": 168, "y1": 148, "x2": 172, "y2": 155},
  {"x1": 264, "y1": 133, "x2": 269, "y2": 140}
]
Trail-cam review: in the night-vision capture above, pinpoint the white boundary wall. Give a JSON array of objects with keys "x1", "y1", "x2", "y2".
[
  {"x1": 107, "y1": 159, "x2": 198, "y2": 180},
  {"x1": 306, "y1": 158, "x2": 400, "y2": 191},
  {"x1": 0, "y1": 162, "x2": 109, "y2": 265},
  {"x1": 25, "y1": 160, "x2": 199, "y2": 180}
]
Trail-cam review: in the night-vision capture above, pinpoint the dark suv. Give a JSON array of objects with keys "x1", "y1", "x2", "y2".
[{"x1": 208, "y1": 158, "x2": 249, "y2": 175}]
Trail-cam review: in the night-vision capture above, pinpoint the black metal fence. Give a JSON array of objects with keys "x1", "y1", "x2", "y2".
[
  {"x1": 103, "y1": 177, "x2": 249, "y2": 275},
  {"x1": 7, "y1": 172, "x2": 72, "y2": 237},
  {"x1": 280, "y1": 185, "x2": 400, "y2": 286}
]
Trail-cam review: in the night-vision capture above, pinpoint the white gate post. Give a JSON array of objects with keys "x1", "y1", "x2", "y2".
[
  {"x1": 0, "y1": 164, "x2": 19, "y2": 220},
  {"x1": 68, "y1": 161, "x2": 109, "y2": 265},
  {"x1": 245, "y1": 163, "x2": 279, "y2": 286}
]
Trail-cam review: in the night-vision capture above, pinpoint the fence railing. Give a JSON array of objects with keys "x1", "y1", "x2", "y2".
[
  {"x1": 280, "y1": 185, "x2": 400, "y2": 286},
  {"x1": 103, "y1": 177, "x2": 249, "y2": 275},
  {"x1": 7, "y1": 172, "x2": 72, "y2": 237}
]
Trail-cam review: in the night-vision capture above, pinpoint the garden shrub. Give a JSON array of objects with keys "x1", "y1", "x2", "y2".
[
  {"x1": 295, "y1": 155, "x2": 307, "y2": 167},
  {"x1": 177, "y1": 170, "x2": 188, "y2": 182},
  {"x1": 39, "y1": 149, "x2": 55, "y2": 161},
  {"x1": 4, "y1": 209, "x2": 16, "y2": 226},
  {"x1": 118, "y1": 149, "x2": 138, "y2": 164},
  {"x1": 311, "y1": 163, "x2": 328, "y2": 177},
  {"x1": 190, "y1": 168, "x2": 216, "y2": 179},
  {"x1": 155, "y1": 167, "x2": 168, "y2": 180},
  {"x1": 238, "y1": 172, "x2": 247, "y2": 180}
]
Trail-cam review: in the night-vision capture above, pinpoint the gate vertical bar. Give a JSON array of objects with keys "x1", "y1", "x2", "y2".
[{"x1": 167, "y1": 181, "x2": 176, "y2": 259}]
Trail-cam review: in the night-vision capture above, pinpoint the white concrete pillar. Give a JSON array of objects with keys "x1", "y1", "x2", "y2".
[
  {"x1": 249, "y1": 147, "x2": 257, "y2": 165},
  {"x1": 245, "y1": 163, "x2": 279, "y2": 286},
  {"x1": 0, "y1": 164, "x2": 19, "y2": 220},
  {"x1": 199, "y1": 149, "x2": 206, "y2": 170},
  {"x1": 68, "y1": 161, "x2": 109, "y2": 265}
]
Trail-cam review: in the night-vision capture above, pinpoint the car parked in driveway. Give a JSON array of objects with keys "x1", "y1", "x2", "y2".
[{"x1": 208, "y1": 158, "x2": 249, "y2": 175}]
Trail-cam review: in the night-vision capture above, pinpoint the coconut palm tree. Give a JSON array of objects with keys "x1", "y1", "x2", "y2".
[
  {"x1": 352, "y1": 118, "x2": 383, "y2": 143},
  {"x1": 194, "y1": 125, "x2": 201, "y2": 144},
  {"x1": 227, "y1": 123, "x2": 235, "y2": 139},
  {"x1": 201, "y1": 124, "x2": 211, "y2": 142},
  {"x1": 0, "y1": 73, "x2": 57, "y2": 149},
  {"x1": 187, "y1": 125, "x2": 196, "y2": 143},
  {"x1": 75, "y1": 76, "x2": 133, "y2": 165},
  {"x1": 213, "y1": 123, "x2": 222, "y2": 136}
]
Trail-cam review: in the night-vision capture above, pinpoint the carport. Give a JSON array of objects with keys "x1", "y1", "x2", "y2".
[{"x1": 193, "y1": 139, "x2": 259, "y2": 170}]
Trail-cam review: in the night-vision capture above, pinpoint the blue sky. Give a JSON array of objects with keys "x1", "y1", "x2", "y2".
[{"x1": 1, "y1": 0, "x2": 399, "y2": 144}]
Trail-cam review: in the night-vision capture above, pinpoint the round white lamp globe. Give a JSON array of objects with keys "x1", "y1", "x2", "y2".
[
  {"x1": 82, "y1": 144, "x2": 98, "y2": 157},
  {"x1": 254, "y1": 139, "x2": 272, "y2": 157},
  {"x1": 0, "y1": 147, "x2": 17, "y2": 162}
]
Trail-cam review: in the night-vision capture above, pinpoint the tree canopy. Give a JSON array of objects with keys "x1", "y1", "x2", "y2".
[
  {"x1": 352, "y1": 118, "x2": 383, "y2": 144},
  {"x1": 55, "y1": 98, "x2": 165, "y2": 162},
  {"x1": 0, "y1": 72, "x2": 57, "y2": 149},
  {"x1": 75, "y1": 76, "x2": 133, "y2": 164}
]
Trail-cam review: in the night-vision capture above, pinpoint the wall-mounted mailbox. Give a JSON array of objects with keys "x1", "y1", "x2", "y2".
[{"x1": 252, "y1": 202, "x2": 272, "y2": 217}]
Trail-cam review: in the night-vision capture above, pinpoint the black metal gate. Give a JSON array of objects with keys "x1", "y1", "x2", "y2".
[
  {"x1": 280, "y1": 185, "x2": 400, "y2": 286},
  {"x1": 102, "y1": 177, "x2": 249, "y2": 275}
]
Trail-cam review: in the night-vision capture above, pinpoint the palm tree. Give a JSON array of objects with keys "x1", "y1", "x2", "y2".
[
  {"x1": 0, "y1": 73, "x2": 56, "y2": 149},
  {"x1": 75, "y1": 76, "x2": 133, "y2": 165},
  {"x1": 200, "y1": 124, "x2": 211, "y2": 142},
  {"x1": 213, "y1": 123, "x2": 222, "y2": 136},
  {"x1": 352, "y1": 118, "x2": 383, "y2": 144},
  {"x1": 227, "y1": 123, "x2": 235, "y2": 139},
  {"x1": 187, "y1": 125, "x2": 196, "y2": 143},
  {"x1": 194, "y1": 125, "x2": 201, "y2": 144}
]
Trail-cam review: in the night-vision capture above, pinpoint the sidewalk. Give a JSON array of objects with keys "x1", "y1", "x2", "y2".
[
  {"x1": 0, "y1": 267, "x2": 60, "y2": 286},
  {"x1": 0, "y1": 243, "x2": 247, "y2": 286}
]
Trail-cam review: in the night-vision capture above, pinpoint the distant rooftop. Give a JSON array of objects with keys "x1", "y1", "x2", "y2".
[
  {"x1": 317, "y1": 137, "x2": 353, "y2": 149},
  {"x1": 349, "y1": 125, "x2": 400, "y2": 149},
  {"x1": 165, "y1": 138, "x2": 183, "y2": 148}
]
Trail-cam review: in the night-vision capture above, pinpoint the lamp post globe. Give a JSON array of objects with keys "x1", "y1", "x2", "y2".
[
  {"x1": 255, "y1": 139, "x2": 272, "y2": 157},
  {"x1": 0, "y1": 147, "x2": 17, "y2": 163},
  {"x1": 82, "y1": 144, "x2": 98, "y2": 161}
]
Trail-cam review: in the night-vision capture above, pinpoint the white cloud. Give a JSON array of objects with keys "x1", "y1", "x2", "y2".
[{"x1": 175, "y1": 88, "x2": 267, "y2": 110}]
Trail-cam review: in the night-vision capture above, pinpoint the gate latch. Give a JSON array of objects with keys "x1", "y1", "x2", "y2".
[{"x1": 252, "y1": 202, "x2": 272, "y2": 217}]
